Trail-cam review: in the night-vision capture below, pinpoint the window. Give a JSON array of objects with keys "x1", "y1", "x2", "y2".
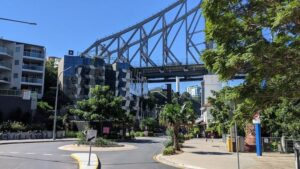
[
  {"x1": 13, "y1": 73, "x2": 18, "y2": 78},
  {"x1": 16, "y1": 47, "x2": 20, "y2": 52},
  {"x1": 15, "y1": 60, "x2": 19, "y2": 65}
]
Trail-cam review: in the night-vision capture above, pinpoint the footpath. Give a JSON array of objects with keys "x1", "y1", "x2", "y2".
[
  {"x1": 156, "y1": 138, "x2": 295, "y2": 169},
  {"x1": 0, "y1": 138, "x2": 77, "y2": 145}
]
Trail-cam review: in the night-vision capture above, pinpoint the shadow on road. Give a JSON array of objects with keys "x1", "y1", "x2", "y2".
[
  {"x1": 0, "y1": 154, "x2": 76, "y2": 164},
  {"x1": 124, "y1": 139, "x2": 159, "y2": 144},
  {"x1": 191, "y1": 151, "x2": 232, "y2": 155}
]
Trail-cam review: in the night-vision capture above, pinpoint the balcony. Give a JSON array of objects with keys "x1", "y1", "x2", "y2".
[
  {"x1": 0, "y1": 46, "x2": 13, "y2": 57},
  {"x1": 0, "y1": 76, "x2": 10, "y2": 84},
  {"x1": 23, "y1": 51, "x2": 44, "y2": 60},
  {"x1": 0, "y1": 89, "x2": 22, "y2": 97},
  {"x1": 21, "y1": 77, "x2": 43, "y2": 85},
  {"x1": 0, "y1": 61, "x2": 12, "y2": 70},
  {"x1": 22, "y1": 64, "x2": 43, "y2": 72}
]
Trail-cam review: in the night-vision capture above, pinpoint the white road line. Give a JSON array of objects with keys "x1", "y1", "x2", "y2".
[
  {"x1": 25, "y1": 153, "x2": 36, "y2": 155},
  {"x1": 9, "y1": 152, "x2": 19, "y2": 154},
  {"x1": 43, "y1": 153, "x2": 53, "y2": 156},
  {"x1": 61, "y1": 154, "x2": 70, "y2": 157}
]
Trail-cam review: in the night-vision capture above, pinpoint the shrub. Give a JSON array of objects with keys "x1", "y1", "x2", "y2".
[
  {"x1": 65, "y1": 131, "x2": 79, "y2": 138},
  {"x1": 10, "y1": 121, "x2": 26, "y2": 132},
  {"x1": 164, "y1": 140, "x2": 173, "y2": 148},
  {"x1": 94, "y1": 137, "x2": 120, "y2": 147},
  {"x1": 76, "y1": 132, "x2": 86, "y2": 145},
  {"x1": 134, "y1": 131, "x2": 144, "y2": 137},
  {"x1": 163, "y1": 146, "x2": 175, "y2": 155}
]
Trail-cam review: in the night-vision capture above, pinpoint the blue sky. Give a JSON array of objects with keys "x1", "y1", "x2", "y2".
[{"x1": 0, "y1": 0, "x2": 241, "y2": 92}]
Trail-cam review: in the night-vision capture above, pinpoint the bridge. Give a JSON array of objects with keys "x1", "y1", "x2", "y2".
[{"x1": 81, "y1": 0, "x2": 209, "y2": 83}]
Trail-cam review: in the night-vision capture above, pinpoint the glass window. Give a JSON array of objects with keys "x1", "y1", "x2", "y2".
[
  {"x1": 13, "y1": 73, "x2": 18, "y2": 78},
  {"x1": 16, "y1": 47, "x2": 20, "y2": 52},
  {"x1": 15, "y1": 60, "x2": 19, "y2": 65}
]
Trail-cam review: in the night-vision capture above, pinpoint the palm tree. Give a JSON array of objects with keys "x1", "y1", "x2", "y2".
[{"x1": 160, "y1": 102, "x2": 194, "y2": 151}]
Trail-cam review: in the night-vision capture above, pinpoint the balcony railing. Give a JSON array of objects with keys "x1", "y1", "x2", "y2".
[
  {"x1": 0, "y1": 46, "x2": 13, "y2": 56},
  {"x1": 0, "y1": 76, "x2": 10, "y2": 82},
  {"x1": 0, "y1": 61, "x2": 12, "y2": 69},
  {"x1": 22, "y1": 64, "x2": 43, "y2": 71},
  {"x1": 0, "y1": 89, "x2": 22, "y2": 97},
  {"x1": 21, "y1": 77, "x2": 43, "y2": 84},
  {"x1": 23, "y1": 51, "x2": 44, "y2": 59}
]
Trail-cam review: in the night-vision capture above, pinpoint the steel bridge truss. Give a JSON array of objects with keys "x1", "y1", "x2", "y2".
[{"x1": 82, "y1": 0, "x2": 205, "y2": 70}]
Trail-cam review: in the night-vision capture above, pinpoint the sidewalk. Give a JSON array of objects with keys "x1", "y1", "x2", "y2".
[
  {"x1": 0, "y1": 138, "x2": 77, "y2": 145},
  {"x1": 156, "y1": 138, "x2": 295, "y2": 169}
]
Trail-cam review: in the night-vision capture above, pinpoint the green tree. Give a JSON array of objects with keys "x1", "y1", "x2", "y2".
[
  {"x1": 43, "y1": 60, "x2": 57, "y2": 107},
  {"x1": 71, "y1": 85, "x2": 130, "y2": 136},
  {"x1": 201, "y1": 0, "x2": 300, "y2": 135},
  {"x1": 160, "y1": 101, "x2": 194, "y2": 151}
]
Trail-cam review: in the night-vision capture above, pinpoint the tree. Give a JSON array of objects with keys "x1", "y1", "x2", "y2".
[
  {"x1": 201, "y1": 0, "x2": 300, "y2": 133},
  {"x1": 71, "y1": 85, "x2": 130, "y2": 136},
  {"x1": 43, "y1": 60, "x2": 58, "y2": 107},
  {"x1": 160, "y1": 101, "x2": 194, "y2": 151}
]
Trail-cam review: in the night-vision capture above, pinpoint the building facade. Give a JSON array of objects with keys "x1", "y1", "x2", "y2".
[
  {"x1": 0, "y1": 39, "x2": 46, "y2": 99},
  {"x1": 186, "y1": 85, "x2": 201, "y2": 98}
]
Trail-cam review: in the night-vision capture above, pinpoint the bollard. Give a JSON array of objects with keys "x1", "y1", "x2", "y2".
[{"x1": 295, "y1": 143, "x2": 300, "y2": 169}]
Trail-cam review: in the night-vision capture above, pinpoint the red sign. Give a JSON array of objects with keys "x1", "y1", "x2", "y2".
[{"x1": 103, "y1": 127, "x2": 110, "y2": 134}]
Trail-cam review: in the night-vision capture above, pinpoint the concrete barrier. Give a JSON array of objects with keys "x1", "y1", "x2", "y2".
[{"x1": 71, "y1": 153, "x2": 100, "y2": 169}]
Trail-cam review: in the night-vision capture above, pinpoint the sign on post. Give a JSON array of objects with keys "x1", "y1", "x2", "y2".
[{"x1": 86, "y1": 130, "x2": 97, "y2": 143}]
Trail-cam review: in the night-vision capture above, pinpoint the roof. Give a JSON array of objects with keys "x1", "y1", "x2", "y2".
[{"x1": 0, "y1": 38, "x2": 45, "y2": 48}]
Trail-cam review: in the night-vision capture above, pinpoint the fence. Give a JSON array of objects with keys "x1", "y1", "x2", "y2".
[{"x1": 0, "y1": 131, "x2": 65, "y2": 140}]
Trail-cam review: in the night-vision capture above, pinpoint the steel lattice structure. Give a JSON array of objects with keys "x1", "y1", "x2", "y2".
[{"x1": 82, "y1": 0, "x2": 205, "y2": 70}]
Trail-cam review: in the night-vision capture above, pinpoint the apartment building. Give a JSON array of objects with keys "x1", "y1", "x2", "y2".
[{"x1": 0, "y1": 39, "x2": 46, "y2": 99}]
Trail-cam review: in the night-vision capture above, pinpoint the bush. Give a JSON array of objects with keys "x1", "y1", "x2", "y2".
[
  {"x1": 163, "y1": 146, "x2": 175, "y2": 155},
  {"x1": 94, "y1": 137, "x2": 120, "y2": 147},
  {"x1": 77, "y1": 132, "x2": 86, "y2": 144},
  {"x1": 164, "y1": 140, "x2": 173, "y2": 148},
  {"x1": 134, "y1": 131, "x2": 144, "y2": 137},
  {"x1": 65, "y1": 131, "x2": 79, "y2": 138},
  {"x1": 0, "y1": 121, "x2": 27, "y2": 132}
]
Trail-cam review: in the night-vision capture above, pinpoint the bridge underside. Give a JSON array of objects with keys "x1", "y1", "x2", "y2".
[{"x1": 135, "y1": 64, "x2": 208, "y2": 83}]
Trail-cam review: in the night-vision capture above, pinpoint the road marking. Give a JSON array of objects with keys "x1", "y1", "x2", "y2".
[
  {"x1": 61, "y1": 154, "x2": 70, "y2": 157},
  {"x1": 9, "y1": 152, "x2": 19, "y2": 154},
  {"x1": 43, "y1": 153, "x2": 53, "y2": 156},
  {"x1": 25, "y1": 152, "x2": 36, "y2": 155}
]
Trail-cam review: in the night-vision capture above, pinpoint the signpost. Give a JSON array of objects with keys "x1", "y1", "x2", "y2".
[
  {"x1": 86, "y1": 130, "x2": 97, "y2": 166},
  {"x1": 253, "y1": 113, "x2": 262, "y2": 156}
]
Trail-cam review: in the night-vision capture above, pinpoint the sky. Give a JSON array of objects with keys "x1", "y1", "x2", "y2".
[{"x1": 0, "y1": 0, "x2": 242, "y2": 93}]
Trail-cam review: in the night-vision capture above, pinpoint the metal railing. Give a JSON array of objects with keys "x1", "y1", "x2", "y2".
[
  {"x1": 0, "y1": 61, "x2": 12, "y2": 69},
  {"x1": 0, "y1": 89, "x2": 22, "y2": 96},
  {"x1": 21, "y1": 77, "x2": 43, "y2": 84},
  {"x1": 0, "y1": 46, "x2": 13, "y2": 56},
  {"x1": 23, "y1": 51, "x2": 44, "y2": 59},
  {"x1": 22, "y1": 64, "x2": 43, "y2": 71},
  {"x1": 0, "y1": 76, "x2": 10, "y2": 82}
]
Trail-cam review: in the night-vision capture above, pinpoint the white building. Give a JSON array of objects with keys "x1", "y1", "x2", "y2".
[
  {"x1": 199, "y1": 75, "x2": 222, "y2": 127},
  {"x1": 0, "y1": 39, "x2": 46, "y2": 98},
  {"x1": 186, "y1": 85, "x2": 201, "y2": 97}
]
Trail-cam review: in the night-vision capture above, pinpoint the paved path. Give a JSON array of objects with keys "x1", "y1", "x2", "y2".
[
  {"x1": 0, "y1": 141, "x2": 76, "y2": 169},
  {"x1": 158, "y1": 138, "x2": 295, "y2": 169}
]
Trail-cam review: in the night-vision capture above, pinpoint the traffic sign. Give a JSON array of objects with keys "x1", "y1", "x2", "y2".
[{"x1": 86, "y1": 130, "x2": 97, "y2": 143}]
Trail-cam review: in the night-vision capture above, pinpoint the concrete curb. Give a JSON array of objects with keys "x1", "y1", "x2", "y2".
[
  {"x1": 154, "y1": 154, "x2": 206, "y2": 169},
  {"x1": 71, "y1": 153, "x2": 99, "y2": 169},
  {"x1": 0, "y1": 138, "x2": 78, "y2": 145}
]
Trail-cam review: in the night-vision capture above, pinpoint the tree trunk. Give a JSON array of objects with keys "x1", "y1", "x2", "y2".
[{"x1": 173, "y1": 125, "x2": 180, "y2": 151}]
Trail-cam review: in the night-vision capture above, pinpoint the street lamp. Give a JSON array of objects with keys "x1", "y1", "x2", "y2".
[{"x1": 52, "y1": 66, "x2": 72, "y2": 140}]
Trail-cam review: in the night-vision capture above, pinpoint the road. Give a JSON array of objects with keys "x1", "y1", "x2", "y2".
[{"x1": 0, "y1": 137, "x2": 175, "y2": 169}]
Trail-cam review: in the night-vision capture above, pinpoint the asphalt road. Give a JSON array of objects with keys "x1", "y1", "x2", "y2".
[
  {"x1": 98, "y1": 137, "x2": 175, "y2": 169},
  {"x1": 0, "y1": 141, "x2": 76, "y2": 169}
]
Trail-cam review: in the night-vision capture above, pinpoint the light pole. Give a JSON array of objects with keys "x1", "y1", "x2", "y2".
[{"x1": 53, "y1": 66, "x2": 72, "y2": 140}]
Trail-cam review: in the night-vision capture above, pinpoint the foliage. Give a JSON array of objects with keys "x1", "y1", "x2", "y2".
[
  {"x1": 71, "y1": 85, "x2": 126, "y2": 122},
  {"x1": 0, "y1": 121, "x2": 26, "y2": 132},
  {"x1": 133, "y1": 131, "x2": 145, "y2": 137},
  {"x1": 164, "y1": 140, "x2": 173, "y2": 148},
  {"x1": 160, "y1": 100, "x2": 195, "y2": 150},
  {"x1": 43, "y1": 60, "x2": 58, "y2": 107},
  {"x1": 65, "y1": 131, "x2": 79, "y2": 138},
  {"x1": 162, "y1": 146, "x2": 175, "y2": 155},
  {"x1": 94, "y1": 137, "x2": 120, "y2": 147},
  {"x1": 202, "y1": 0, "x2": 300, "y2": 137},
  {"x1": 140, "y1": 117, "x2": 157, "y2": 131}
]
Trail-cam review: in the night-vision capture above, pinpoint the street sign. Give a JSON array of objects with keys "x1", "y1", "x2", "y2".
[{"x1": 86, "y1": 130, "x2": 97, "y2": 143}]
